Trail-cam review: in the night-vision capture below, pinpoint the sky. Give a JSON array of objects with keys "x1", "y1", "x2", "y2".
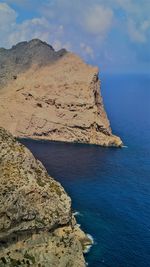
[{"x1": 0, "y1": 0, "x2": 150, "y2": 74}]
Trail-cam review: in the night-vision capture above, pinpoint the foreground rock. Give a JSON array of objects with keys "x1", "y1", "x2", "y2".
[
  {"x1": 0, "y1": 39, "x2": 122, "y2": 147},
  {"x1": 0, "y1": 127, "x2": 91, "y2": 266}
]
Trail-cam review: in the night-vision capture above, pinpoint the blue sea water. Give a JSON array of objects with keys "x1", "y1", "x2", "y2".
[{"x1": 21, "y1": 74, "x2": 150, "y2": 267}]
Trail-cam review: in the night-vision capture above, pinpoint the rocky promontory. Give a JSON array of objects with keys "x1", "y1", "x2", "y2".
[
  {"x1": 0, "y1": 127, "x2": 91, "y2": 266},
  {"x1": 0, "y1": 39, "x2": 122, "y2": 147}
]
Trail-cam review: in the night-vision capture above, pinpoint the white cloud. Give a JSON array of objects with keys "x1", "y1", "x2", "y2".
[
  {"x1": 127, "y1": 19, "x2": 150, "y2": 43},
  {"x1": 0, "y1": 3, "x2": 67, "y2": 49},
  {"x1": 8, "y1": 18, "x2": 51, "y2": 45},
  {"x1": 82, "y1": 5, "x2": 114, "y2": 36},
  {"x1": 53, "y1": 40, "x2": 72, "y2": 51},
  {"x1": 0, "y1": 3, "x2": 17, "y2": 46},
  {"x1": 0, "y1": 2, "x2": 17, "y2": 26},
  {"x1": 114, "y1": 0, "x2": 139, "y2": 14},
  {"x1": 114, "y1": 0, "x2": 150, "y2": 43},
  {"x1": 80, "y1": 43, "x2": 94, "y2": 58},
  {"x1": 52, "y1": 40, "x2": 62, "y2": 50}
]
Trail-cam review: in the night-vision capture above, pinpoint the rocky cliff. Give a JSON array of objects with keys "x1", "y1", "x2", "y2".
[
  {"x1": 0, "y1": 39, "x2": 122, "y2": 147},
  {"x1": 0, "y1": 127, "x2": 91, "y2": 266}
]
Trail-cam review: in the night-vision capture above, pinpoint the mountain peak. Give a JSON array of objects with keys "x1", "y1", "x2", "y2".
[
  {"x1": 0, "y1": 39, "x2": 68, "y2": 88},
  {"x1": 11, "y1": 39, "x2": 55, "y2": 51}
]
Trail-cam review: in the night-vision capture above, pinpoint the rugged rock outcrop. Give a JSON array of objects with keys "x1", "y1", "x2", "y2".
[
  {"x1": 0, "y1": 39, "x2": 122, "y2": 147},
  {"x1": 0, "y1": 127, "x2": 91, "y2": 266}
]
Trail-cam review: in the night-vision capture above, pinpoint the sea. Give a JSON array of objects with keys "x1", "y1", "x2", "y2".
[{"x1": 21, "y1": 74, "x2": 150, "y2": 267}]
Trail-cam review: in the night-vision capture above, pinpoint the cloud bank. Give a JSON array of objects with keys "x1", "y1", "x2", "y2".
[{"x1": 0, "y1": 0, "x2": 150, "y2": 73}]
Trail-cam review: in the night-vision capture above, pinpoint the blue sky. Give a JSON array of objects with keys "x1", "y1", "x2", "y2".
[{"x1": 0, "y1": 0, "x2": 150, "y2": 73}]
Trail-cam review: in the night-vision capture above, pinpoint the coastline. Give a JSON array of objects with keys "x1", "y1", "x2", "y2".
[{"x1": 18, "y1": 135, "x2": 123, "y2": 148}]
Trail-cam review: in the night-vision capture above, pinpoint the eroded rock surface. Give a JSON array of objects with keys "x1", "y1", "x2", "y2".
[
  {"x1": 0, "y1": 39, "x2": 122, "y2": 147},
  {"x1": 0, "y1": 127, "x2": 90, "y2": 266}
]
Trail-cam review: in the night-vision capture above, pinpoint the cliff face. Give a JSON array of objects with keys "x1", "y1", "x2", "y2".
[
  {"x1": 0, "y1": 127, "x2": 90, "y2": 266},
  {"x1": 0, "y1": 39, "x2": 122, "y2": 147}
]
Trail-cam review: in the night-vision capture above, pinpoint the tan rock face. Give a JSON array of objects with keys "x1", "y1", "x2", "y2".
[
  {"x1": 0, "y1": 127, "x2": 88, "y2": 266},
  {"x1": 0, "y1": 39, "x2": 122, "y2": 147}
]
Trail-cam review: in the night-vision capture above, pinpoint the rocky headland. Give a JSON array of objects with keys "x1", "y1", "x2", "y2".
[
  {"x1": 0, "y1": 127, "x2": 91, "y2": 266},
  {"x1": 0, "y1": 39, "x2": 122, "y2": 147}
]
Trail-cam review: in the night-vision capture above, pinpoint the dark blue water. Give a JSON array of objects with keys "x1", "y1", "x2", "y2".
[{"x1": 21, "y1": 74, "x2": 150, "y2": 267}]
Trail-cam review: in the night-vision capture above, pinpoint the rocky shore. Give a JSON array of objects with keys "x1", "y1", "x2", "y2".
[{"x1": 0, "y1": 127, "x2": 91, "y2": 266}]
